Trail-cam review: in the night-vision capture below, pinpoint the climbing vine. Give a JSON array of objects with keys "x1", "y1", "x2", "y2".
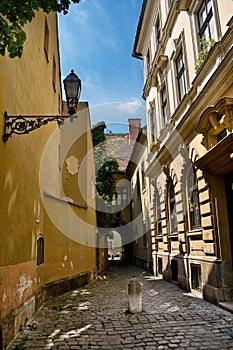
[{"x1": 91, "y1": 121, "x2": 119, "y2": 229}]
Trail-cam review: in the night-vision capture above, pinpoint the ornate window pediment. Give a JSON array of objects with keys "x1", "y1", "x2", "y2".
[
  {"x1": 143, "y1": 55, "x2": 168, "y2": 99},
  {"x1": 196, "y1": 97, "x2": 233, "y2": 149}
]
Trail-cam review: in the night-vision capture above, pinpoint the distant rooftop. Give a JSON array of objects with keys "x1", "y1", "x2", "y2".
[{"x1": 105, "y1": 119, "x2": 141, "y2": 172}]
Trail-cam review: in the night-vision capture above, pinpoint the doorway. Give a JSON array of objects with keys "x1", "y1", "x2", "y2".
[{"x1": 224, "y1": 170, "x2": 233, "y2": 263}]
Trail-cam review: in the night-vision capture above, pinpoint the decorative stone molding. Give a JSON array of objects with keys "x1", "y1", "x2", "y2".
[
  {"x1": 143, "y1": 55, "x2": 168, "y2": 99},
  {"x1": 149, "y1": 99, "x2": 155, "y2": 110},
  {"x1": 149, "y1": 139, "x2": 161, "y2": 153},
  {"x1": 196, "y1": 97, "x2": 233, "y2": 150},
  {"x1": 170, "y1": 167, "x2": 178, "y2": 185},
  {"x1": 176, "y1": 0, "x2": 191, "y2": 11},
  {"x1": 162, "y1": 164, "x2": 170, "y2": 177}
]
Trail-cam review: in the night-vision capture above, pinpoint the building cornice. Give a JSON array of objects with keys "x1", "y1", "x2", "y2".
[{"x1": 132, "y1": 0, "x2": 155, "y2": 58}]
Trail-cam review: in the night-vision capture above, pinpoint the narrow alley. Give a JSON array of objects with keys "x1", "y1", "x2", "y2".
[{"x1": 7, "y1": 263, "x2": 233, "y2": 350}]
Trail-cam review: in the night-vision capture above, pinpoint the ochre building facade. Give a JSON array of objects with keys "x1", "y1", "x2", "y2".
[{"x1": 0, "y1": 11, "x2": 97, "y2": 348}]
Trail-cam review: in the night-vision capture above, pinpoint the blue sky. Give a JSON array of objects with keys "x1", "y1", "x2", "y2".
[{"x1": 58, "y1": 0, "x2": 145, "y2": 133}]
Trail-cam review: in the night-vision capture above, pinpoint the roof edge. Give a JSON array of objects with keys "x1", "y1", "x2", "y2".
[{"x1": 132, "y1": 0, "x2": 147, "y2": 58}]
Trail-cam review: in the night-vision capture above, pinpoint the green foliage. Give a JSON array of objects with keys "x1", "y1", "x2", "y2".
[
  {"x1": 91, "y1": 121, "x2": 106, "y2": 146},
  {"x1": 91, "y1": 121, "x2": 119, "y2": 229},
  {"x1": 96, "y1": 156, "x2": 119, "y2": 201},
  {"x1": 195, "y1": 37, "x2": 215, "y2": 72},
  {"x1": 0, "y1": 0, "x2": 81, "y2": 58}
]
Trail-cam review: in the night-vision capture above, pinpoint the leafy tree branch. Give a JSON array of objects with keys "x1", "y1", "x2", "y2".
[{"x1": 0, "y1": 0, "x2": 81, "y2": 58}]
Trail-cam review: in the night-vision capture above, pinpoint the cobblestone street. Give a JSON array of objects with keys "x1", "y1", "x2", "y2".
[{"x1": 7, "y1": 263, "x2": 233, "y2": 350}]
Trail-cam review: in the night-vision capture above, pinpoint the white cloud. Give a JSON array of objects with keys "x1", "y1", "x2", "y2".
[
  {"x1": 77, "y1": 9, "x2": 89, "y2": 22},
  {"x1": 92, "y1": 0, "x2": 105, "y2": 13},
  {"x1": 71, "y1": 6, "x2": 89, "y2": 25},
  {"x1": 88, "y1": 101, "x2": 146, "y2": 133},
  {"x1": 58, "y1": 0, "x2": 145, "y2": 132},
  {"x1": 66, "y1": 2, "x2": 117, "y2": 51},
  {"x1": 117, "y1": 99, "x2": 143, "y2": 115}
]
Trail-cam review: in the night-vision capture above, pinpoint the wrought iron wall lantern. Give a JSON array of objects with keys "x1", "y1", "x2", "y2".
[{"x1": 2, "y1": 69, "x2": 81, "y2": 142}]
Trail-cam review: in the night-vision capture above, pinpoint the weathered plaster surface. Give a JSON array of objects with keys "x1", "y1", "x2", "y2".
[{"x1": 65, "y1": 155, "x2": 79, "y2": 175}]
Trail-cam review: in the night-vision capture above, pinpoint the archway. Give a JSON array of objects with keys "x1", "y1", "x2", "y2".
[{"x1": 107, "y1": 230, "x2": 122, "y2": 260}]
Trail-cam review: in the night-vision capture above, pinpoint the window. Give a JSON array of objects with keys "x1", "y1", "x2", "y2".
[
  {"x1": 149, "y1": 105, "x2": 155, "y2": 143},
  {"x1": 217, "y1": 128, "x2": 227, "y2": 142},
  {"x1": 168, "y1": 182, "x2": 177, "y2": 233},
  {"x1": 141, "y1": 162, "x2": 145, "y2": 191},
  {"x1": 191, "y1": 264, "x2": 202, "y2": 291},
  {"x1": 37, "y1": 236, "x2": 44, "y2": 266},
  {"x1": 176, "y1": 49, "x2": 187, "y2": 101},
  {"x1": 143, "y1": 231, "x2": 147, "y2": 247},
  {"x1": 161, "y1": 86, "x2": 168, "y2": 125},
  {"x1": 171, "y1": 260, "x2": 178, "y2": 281},
  {"x1": 155, "y1": 190, "x2": 162, "y2": 235},
  {"x1": 146, "y1": 49, "x2": 151, "y2": 75},
  {"x1": 52, "y1": 56, "x2": 56, "y2": 92},
  {"x1": 44, "y1": 18, "x2": 49, "y2": 62},
  {"x1": 188, "y1": 167, "x2": 201, "y2": 230},
  {"x1": 168, "y1": 0, "x2": 174, "y2": 8},
  {"x1": 136, "y1": 171, "x2": 141, "y2": 198},
  {"x1": 158, "y1": 257, "x2": 163, "y2": 274},
  {"x1": 112, "y1": 187, "x2": 127, "y2": 207},
  {"x1": 58, "y1": 93, "x2": 61, "y2": 115},
  {"x1": 197, "y1": 0, "x2": 216, "y2": 43},
  {"x1": 195, "y1": 1, "x2": 216, "y2": 72},
  {"x1": 155, "y1": 17, "x2": 161, "y2": 44},
  {"x1": 112, "y1": 187, "x2": 128, "y2": 207}
]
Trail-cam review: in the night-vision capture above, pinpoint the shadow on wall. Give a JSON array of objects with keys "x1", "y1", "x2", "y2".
[
  {"x1": 162, "y1": 252, "x2": 190, "y2": 292},
  {"x1": 202, "y1": 259, "x2": 233, "y2": 305},
  {"x1": 157, "y1": 251, "x2": 233, "y2": 306}
]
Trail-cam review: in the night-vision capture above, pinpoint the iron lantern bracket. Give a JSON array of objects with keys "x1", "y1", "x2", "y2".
[{"x1": 2, "y1": 111, "x2": 68, "y2": 142}]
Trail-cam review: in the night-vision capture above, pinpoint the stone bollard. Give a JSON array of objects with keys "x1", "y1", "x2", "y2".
[{"x1": 128, "y1": 276, "x2": 143, "y2": 313}]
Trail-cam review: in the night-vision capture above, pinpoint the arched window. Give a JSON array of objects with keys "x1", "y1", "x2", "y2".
[
  {"x1": 188, "y1": 167, "x2": 201, "y2": 230},
  {"x1": 168, "y1": 181, "x2": 177, "y2": 233},
  {"x1": 154, "y1": 189, "x2": 162, "y2": 235},
  {"x1": 37, "y1": 236, "x2": 44, "y2": 266}
]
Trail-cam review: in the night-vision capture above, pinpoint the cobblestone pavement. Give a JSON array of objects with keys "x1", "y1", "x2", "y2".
[{"x1": 7, "y1": 263, "x2": 233, "y2": 350}]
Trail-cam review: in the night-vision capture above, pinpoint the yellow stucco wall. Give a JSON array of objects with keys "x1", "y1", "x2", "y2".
[
  {"x1": 0, "y1": 10, "x2": 97, "y2": 346},
  {"x1": 0, "y1": 12, "x2": 62, "y2": 323},
  {"x1": 41, "y1": 102, "x2": 97, "y2": 283}
]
